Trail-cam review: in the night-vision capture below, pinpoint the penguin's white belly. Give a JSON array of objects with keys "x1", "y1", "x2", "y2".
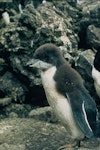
[
  {"x1": 92, "y1": 67, "x2": 100, "y2": 98},
  {"x1": 41, "y1": 66, "x2": 84, "y2": 140}
]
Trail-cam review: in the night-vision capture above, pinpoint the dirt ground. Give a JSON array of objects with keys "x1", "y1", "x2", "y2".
[{"x1": 0, "y1": 105, "x2": 100, "y2": 150}]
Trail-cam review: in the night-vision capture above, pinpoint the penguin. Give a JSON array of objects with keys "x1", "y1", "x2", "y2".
[
  {"x1": 92, "y1": 50, "x2": 100, "y2": 98},
  {"x1": 27, "y1": 43, "x2": 100, "y2": 149},
  {"x1": 2, "y1": 11, "x2": 10, "y2": 25},
  {"x1": 42, "y1": 0, "x2": 46, "y2": 4}
]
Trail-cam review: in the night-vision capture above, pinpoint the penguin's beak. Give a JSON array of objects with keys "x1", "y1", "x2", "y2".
[
  {"x1": 27, "y1": 59, "x2": 40, "y2": 68},
  {"x1": 27, "y1": 59, "x2": 52, "y2": 71}
]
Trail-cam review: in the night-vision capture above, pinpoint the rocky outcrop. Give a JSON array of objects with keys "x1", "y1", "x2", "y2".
[
  {"x1": 0, "y1": 1, "x2": 79, "y2": 105},
  {"x1": 0, "y1": 0, "x2": 100, "y2": 106}
]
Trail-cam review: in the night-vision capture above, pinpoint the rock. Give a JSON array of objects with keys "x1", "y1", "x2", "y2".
[
  {"x1": 0, "y1": 58, "x2": 7, "y2": 75},
  {"x1": 0, "y1": 97, "x2": 11, "y2": 106},
  {"x1": 29, "y1": 106, "x2": 58, "y2": 123},
  {"x1": 78, "y1": 146, "x2": 100, "y2": 150},
  {"x1": 75, "y1": 49, "x2": 98, "y2": 100},
  {"x1": 78, "y1": 0, "x2": 100, "y2": 48},
  {"x1": 67, "y1": 0, "x2": 77, "y2": 7},
  {"x1": 0, "y1": 143, "x2": 26, "y2": 150},
  {"x1": 81, "y1": 0, "x2": 100, "y2": 26},
  {"x1": 76, "y1": 49, "x2": 94, "y2": 78},
  {"x1": 9, "y1": 112, "x2": 18, "y2": 118},
  {"x1": 2, "y1": 103, "x2": 33, "y2": 118},
  {"x1": 20, "y1": 5, "x2": 42, "y2": 31},
  {"x1": 0, "y1": 71, "x2": 26, "y2": 103},
  {"x1": 86, "y1": 25, "x2": 100, "y2": 50}
]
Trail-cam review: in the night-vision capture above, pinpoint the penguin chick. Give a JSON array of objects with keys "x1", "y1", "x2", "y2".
[
  {"x1": 27, "y1": 43, "x2": 99, "y2": 149},
  {"x1": 42, "y1": 0, "x2": 46, "y2": 4},
  {"x1": 92, "y1": 50, "x2": 100, "y2": 98},
  {"x1": 2, "y1": 12, "x2": 10, "y2": 25}
]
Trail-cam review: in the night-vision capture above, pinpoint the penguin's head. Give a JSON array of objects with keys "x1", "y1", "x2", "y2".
[
  {"x1": 27, "y1": 43, "x2": 65, "y2": 71},
  {"x1": 33, "y1": 43, "x2": 65, "y2": 66},
  {"x1": 94, "y1": 50, "x2": 100, "y2": 72}
]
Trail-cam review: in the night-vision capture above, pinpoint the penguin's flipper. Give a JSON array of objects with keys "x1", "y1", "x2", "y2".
[
  {"x1": 66, "y1": 86, "x2": 97, "y2": 138},
  {"x1": 95, "y1": 119, "x2": 100, "y2": 137}
]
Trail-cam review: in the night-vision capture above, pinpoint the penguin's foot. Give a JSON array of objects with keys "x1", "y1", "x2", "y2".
[{"x1": 57, "y1": 140, "x2": 80, "y2": 150}]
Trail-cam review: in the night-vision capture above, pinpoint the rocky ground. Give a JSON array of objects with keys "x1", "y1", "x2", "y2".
[
  {"x1": 0, "y1": 105, "x2": 100, "y2": 150},
  {"x1": 0, "y1": 0, "x2": 100, "y2": 150}
]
